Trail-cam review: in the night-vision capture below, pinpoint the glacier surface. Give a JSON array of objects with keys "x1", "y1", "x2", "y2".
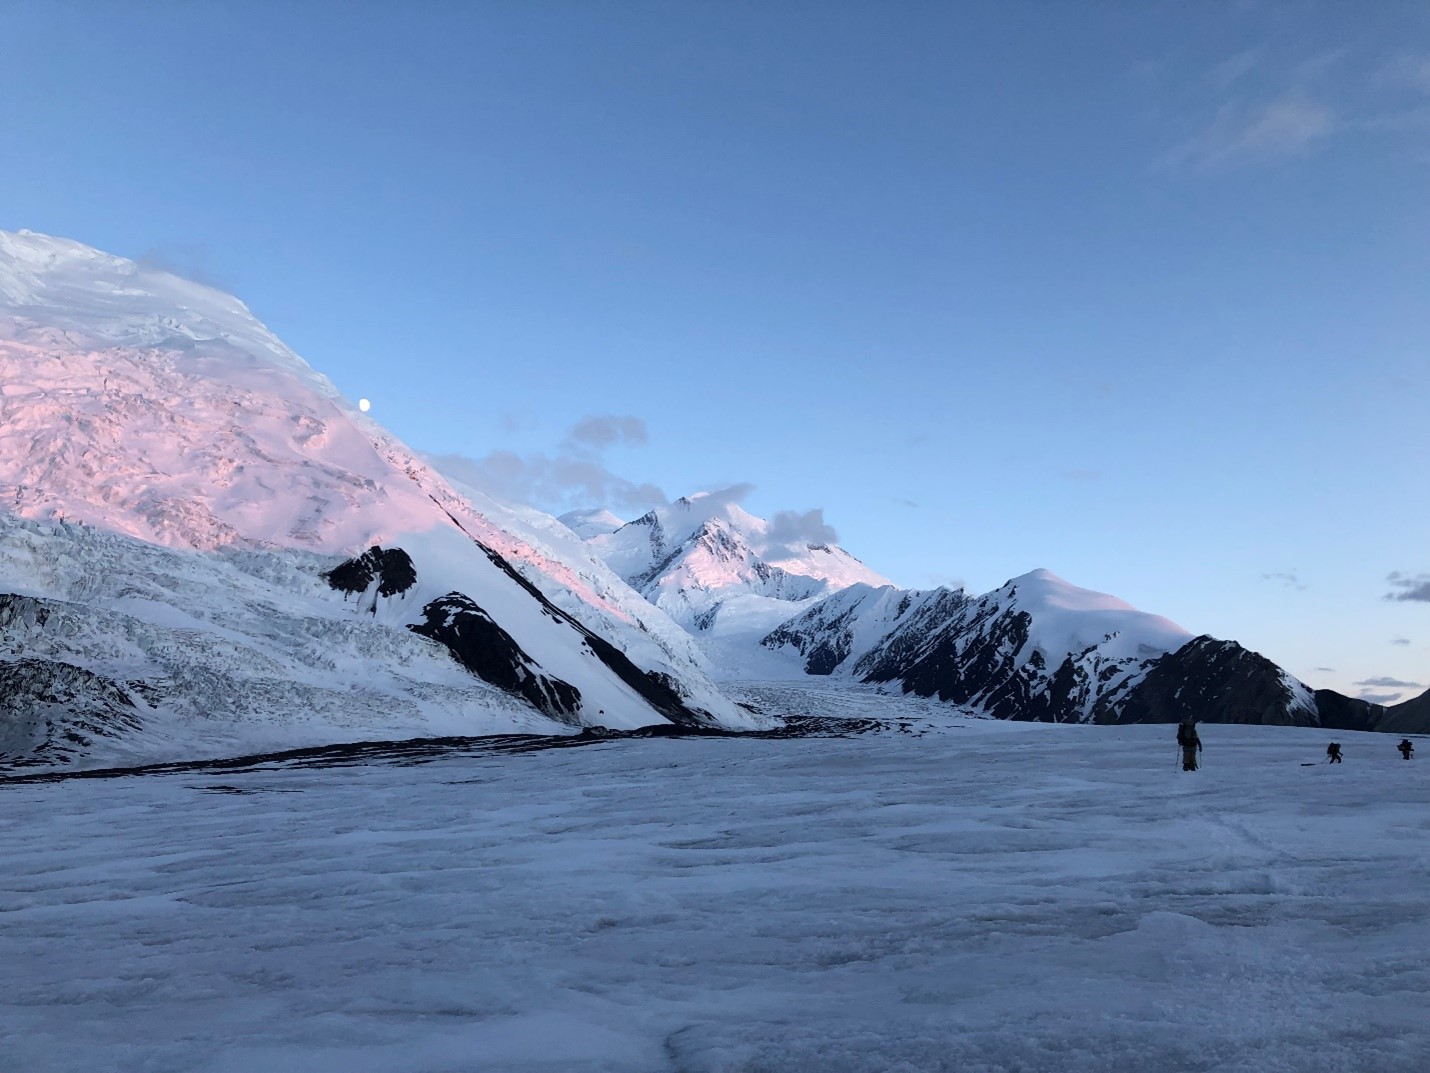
[{"x1": 2, "y1": 685, "x2": 1426, "y2": 1073}]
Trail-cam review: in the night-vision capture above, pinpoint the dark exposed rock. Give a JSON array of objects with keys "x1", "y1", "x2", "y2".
[
  {"x1": 803, "y1": 637, "x2": 850, "y2": 676},
  {"x1": 1092, "y1": 636, "x2": 1316, "y2": 726},
  {"x1": 577, "y1": 631, "x2": 711, "y2": 727},
  {"x1": 763, "y1": 585, "x2": 971, "y2": 679},
  {"x1": 0, "y1": 714, "x2": 887, "y2": 787},
  {"x1": 429, "y1": 498, "x2": 721, "y2": 727},
  {"x1": 1377, "y1": 687, "x2": 1430, "y2": 734},
  {"x1": 1313, "y1": 689, "x2": 1386, "y2": 733},
  {"x1": 777, "y1": 580, "x2": 1390, "y2": 730},
  {"x1": 872, "y1": 607, "x2": 1030, "y2": 709},
  {"x1": 764, "y1": 601, "x2": 857, "y2": 675},
  {"x1": 858, "y1": 595, "x2": 1068, "y2": 721},
  {"x1": 691, "y1": 605, "x2": 721, "y2": 633},
  {"x1": 324, "y1": 546, "x2": 417, "y2": 600},
  {"x1": 407, "y1": 592, "x2": 582, "y2": 722},
  {"x1": 470, "y1": 543, "x2": 713, "y2": 724},
  {"x1": 849, "y1": 590, "x2": 971, "y2": 680}
]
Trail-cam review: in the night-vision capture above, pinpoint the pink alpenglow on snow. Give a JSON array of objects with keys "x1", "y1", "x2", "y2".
[{"x1": 0, "y1": 229, "x2": 757, "y2": 765}]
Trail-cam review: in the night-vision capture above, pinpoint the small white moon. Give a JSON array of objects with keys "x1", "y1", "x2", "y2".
[{"x1": 359, "y1": 398, "x2": 371, "y2": 412}]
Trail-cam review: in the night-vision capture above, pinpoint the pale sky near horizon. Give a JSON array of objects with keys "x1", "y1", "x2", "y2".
[{"x1": 1, "y1": 1, "x2": 1427, "y2": 702}]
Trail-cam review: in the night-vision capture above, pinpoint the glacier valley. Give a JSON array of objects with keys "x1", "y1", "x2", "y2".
[{"x1": 2, "y1": 694, "x2": 1426, "y2": 1073}]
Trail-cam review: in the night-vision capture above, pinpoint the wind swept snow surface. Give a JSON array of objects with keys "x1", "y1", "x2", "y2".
[{"x1": 2, "y1": 703, "x2": 1426, "y2": 1073}]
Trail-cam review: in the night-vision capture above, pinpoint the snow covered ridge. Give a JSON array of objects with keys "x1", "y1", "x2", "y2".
[
  {"x1": 574, "y1": 493, "x2": 890, "y2": 639},
  {"x1": 0, "y1": 229, "x2": 760, "y2": 768},
  {"x1": 759, "y1": 569, "x2": 1416, "y2": 731},
  {"x1": 565, "y1": 493, "x2": 1414, "y2": 730}
]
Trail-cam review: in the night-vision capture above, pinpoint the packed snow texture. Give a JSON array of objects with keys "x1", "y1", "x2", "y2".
[
  {"x1": 1, "y1": 685, "x2": 1425, "y2": 1072},
  {"x1": 0, "y1": 229, "x2": 753, "y2": 759}
]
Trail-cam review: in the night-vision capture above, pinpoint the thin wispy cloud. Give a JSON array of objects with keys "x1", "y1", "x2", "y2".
[
  {"x1": 1358, "y1": 690, "x2": 1402, "y2": 705},
  {"x1": 1385, "y1": 572, "x2": 1430, "y2": 602},
  {"x1": 1391, "y1": 637, "x2": 1412, "y2": 646},
  {"x1": 1356, "y1": 675, "x2": 1424, "y2": 689},
  {"x1": 1262, "y1": 570, "x2": 1308, "y2": 591},
  {"x1": 1206, "y1": 48, "x2": 1262, "y2": 92},
  {"x1": 568, "y1": 415, "x2": 648, "y2": 450},
  {"x1": 428, "y1": 414, "x2": 667, "y2": 512},
  {"x1": 1156, "y1": 43, "x2": 1430, "y2": 173},
  {"x1": 693, "y1": 484, "x2": 755, "y2": 510},
  {"x1": 1163, "y1": 92, "x2": 1335, "y2": 171},
  {"x1": 1379, "y1": 53, "x2": 1430, "y2": 93},
  {"x1": 765, "y1": 508, "x2": 839, "y2": 557},
  {"x1": 137, "y1": 243, "x2": 231, "y2": 290},
  {"x1": 921, "y1": 572, "x2": 968, "y2": 594}
]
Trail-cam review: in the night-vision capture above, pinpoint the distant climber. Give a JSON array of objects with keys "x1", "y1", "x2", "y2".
[
  {"x1": 1176, "y1": 720, "x2": 1202, "y2": 772},
  {"x1": 1398, "y1": 739, "x2": 1415, "y2": 760},
  {"x1": 1326, "y1": 742, "x2": 1343, "y2": 764}
]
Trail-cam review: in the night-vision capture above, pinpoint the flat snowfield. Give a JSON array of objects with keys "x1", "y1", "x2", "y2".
[{"x1": 2, "y1": 715, "x2": 1426, "y2": 1073}]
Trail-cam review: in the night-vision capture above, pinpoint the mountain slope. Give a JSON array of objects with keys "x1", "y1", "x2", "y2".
[
  {"x1": 760, "y1": 567, "x2": 1386, "y2": 730},
  {"x1": 1377, "y1": 687, "x2": 1430, "y2": 735},
  {"x1": 0, "y1": 230, "x2": 756, "y2": 767},
  {"x1": 765, "y1": 570, "x2": 1197, "y2": 721},
  {"x1": 582, "y1": 493, "x2": 889, "y2": 643}
]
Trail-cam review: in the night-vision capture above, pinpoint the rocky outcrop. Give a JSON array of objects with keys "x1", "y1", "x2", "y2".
[
  {"x1": 467, "y1": 539, "x2": 721, "y2": 728},
  {"x1": 1312, "y1": 689, "x2": 1386, "y2": 733},
  {"x1": 762, "y1": 587, "x2": 884, "y2": 675},
  {"x1": 1377, "y1": 688, "x2": 1430, "y2": 734},
  {"x1": 849, "y1": 582, "x2": 1158, "y2": 724},
  {"x1": 762, "y1": 585, "x2": 970, "y2": 678},
  {"x1": 1091, "y1": 636, "x2": 1316, "y2": 726},
  {"x1": 762, "y1": 573, "x2": 1400, "y2": 731},
  {"x1": 324, "y1": 546, "x2": 417, "y2": 600},
  {"x1": 408, "y1": 592, "x2": 582, "y2": 722}
]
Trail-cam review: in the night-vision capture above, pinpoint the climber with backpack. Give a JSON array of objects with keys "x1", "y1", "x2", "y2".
[{"x1": 1177, "y1": 720, "x2": 1202, "y2": 772}]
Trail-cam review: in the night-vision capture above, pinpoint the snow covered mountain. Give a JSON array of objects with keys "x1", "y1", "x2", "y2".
[
  {"x1": 764, "y1": 570, "x2": 1200, "y2": 719},
  {"x1": 0, "y1": 229, "x2": 757, "y2": 768},
  {"x1": 563, "y1": 492, "x2": 1382, "y2": 729},
  {"x1": 761, "y1": 569, "x2": 1389, "y2": 730},
  {"x1": 557, "y1": 508, "x2": 625, "y2": 540},
  {"x1": 579, "y1": 493, "x2": 890, "y2": 646}
]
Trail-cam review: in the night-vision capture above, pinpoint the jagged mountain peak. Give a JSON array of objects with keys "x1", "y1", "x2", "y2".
[{"x1": 575, "y1": 492, "x2": 890, "y2": 635}]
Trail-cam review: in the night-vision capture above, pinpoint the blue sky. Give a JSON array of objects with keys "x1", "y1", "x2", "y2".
[{"x1": 2, "y1": 1, "x2": 1427, "y2": 701}]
